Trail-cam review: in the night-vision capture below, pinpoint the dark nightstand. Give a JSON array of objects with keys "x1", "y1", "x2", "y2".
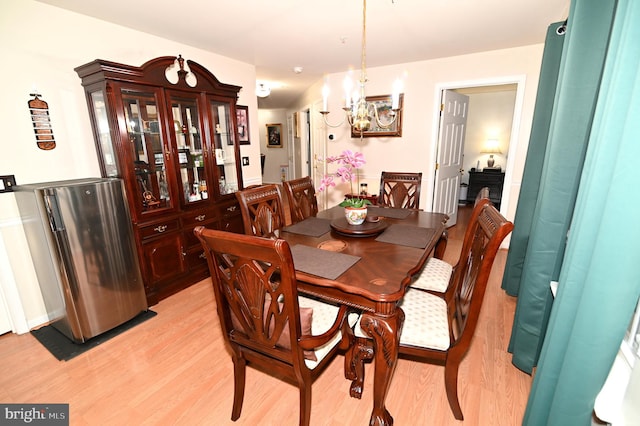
[{"x1": 466, "y1": 169, "x2": 505, "y2": 208}]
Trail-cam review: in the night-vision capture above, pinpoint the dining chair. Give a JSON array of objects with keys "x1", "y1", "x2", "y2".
[
  {"x1": 410, "y1": 198, "x2": 492, "y2": 295},
  {"x1": 353, "y1": 202, "x2": 513, "y2": 420},
  {"x1": 235, "y1": 184, "x2": 287, "y2": 238},
  {"x1": 283, "y1": 176, "x2": 319, "y2": 223},
  {"x1": 194, "y1": 226, "x2": 354, "y2": 426},
  {"x1": 475, "y1": 186, "x2": 491, "y2": 206},
  {"x1": 378, "y1": 171, "x2": 422, "y2": 209}
]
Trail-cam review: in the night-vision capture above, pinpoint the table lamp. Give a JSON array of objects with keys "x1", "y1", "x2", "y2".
[{"x1": 481, "y1": 138, "x2": 502, "y2": 168}]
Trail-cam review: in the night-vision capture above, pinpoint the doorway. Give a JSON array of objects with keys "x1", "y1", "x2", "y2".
[{"x1": 429, "y1": 77, "x2": 525, "y2": 221}]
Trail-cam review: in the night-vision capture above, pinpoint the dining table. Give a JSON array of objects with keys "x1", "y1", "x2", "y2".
[{"x1": 280, "y1": 205, "x2": 448, "y2": 426}]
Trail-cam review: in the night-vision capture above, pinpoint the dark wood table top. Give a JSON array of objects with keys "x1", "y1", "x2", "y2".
[{"x1": 281, "y1": 206, "x2": 448, "y2": 309}]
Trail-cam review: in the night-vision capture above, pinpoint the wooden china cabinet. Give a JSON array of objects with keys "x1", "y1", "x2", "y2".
[{"x1": 75, "y1": 55, "x2": 245, "y2": 305}]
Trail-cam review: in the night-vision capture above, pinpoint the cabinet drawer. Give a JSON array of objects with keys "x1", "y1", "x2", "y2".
[
  {"x1": 218, "y1": 199, "x2": 240, "y2": 218},
  {"x1": 139, "y1": 219, "x2": 180, "y2": 240},
  {"x1": 182, "y1": 208, "x2": 218, "y2": 226},
  {"x1": 184, "y1": 222, "x2": 216, "y2": 248}
]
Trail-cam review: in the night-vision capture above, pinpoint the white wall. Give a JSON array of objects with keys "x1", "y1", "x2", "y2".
[
  {"x1": 289, "y1": 45, "x2": 544, "y2": 218},
  {"x1": 0, "y1": 0, "x2": 261, "y2": 331}
]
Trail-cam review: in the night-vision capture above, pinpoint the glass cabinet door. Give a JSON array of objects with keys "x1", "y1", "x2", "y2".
[
  {"x1": 121, "y1": 88, "x2": 173, "y2": 214},
  {"x1": 88, "y1": 90, "x2": 118, "y2": 177},
  {"x1": 169, "y1": 94, "x2": 208, "y2": 205},
  {"x1": 210, "y1": 101, "x2": 238, "y2": 196}
]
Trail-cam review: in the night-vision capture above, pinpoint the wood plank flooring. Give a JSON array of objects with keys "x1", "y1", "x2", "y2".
[{"x1": 0, "y1": 205, "x2": 532, "y2": 425}]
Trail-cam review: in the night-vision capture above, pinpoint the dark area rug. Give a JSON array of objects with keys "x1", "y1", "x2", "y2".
[{"x1": 31, "y1": 310, "x2": 157, "y2": 361}]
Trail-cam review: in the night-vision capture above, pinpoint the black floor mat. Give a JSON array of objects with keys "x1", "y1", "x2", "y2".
[{"x1": 30, "y1": 310, "x2": 157, "y2": 361}]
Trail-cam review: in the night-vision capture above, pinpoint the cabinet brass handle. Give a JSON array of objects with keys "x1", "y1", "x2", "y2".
[
  {"x1": 226, "y1": 206, "x2": 236, "y2": 212},
  {"x1": 154, "y1": 225, "x2": 168, "y2": 233},
  {"x1": 195, "y1": 214, "x2": 206, "y2": 221},
  {"x1": 199, "y1": 252, "x2": 206, "y2": 259}
]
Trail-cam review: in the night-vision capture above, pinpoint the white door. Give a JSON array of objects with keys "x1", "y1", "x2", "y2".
[{"x1": 432, "y1": 90, "x2": 469, "y2": 227}]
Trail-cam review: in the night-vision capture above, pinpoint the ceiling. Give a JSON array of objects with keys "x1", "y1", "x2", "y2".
[{"x1": 37, "y1": 0, "x2": 570, "y2": 109}]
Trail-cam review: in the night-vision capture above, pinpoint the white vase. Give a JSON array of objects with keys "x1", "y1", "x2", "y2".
[{"x1": 344, "y1": 206, "x2": 367, "y2": 225}]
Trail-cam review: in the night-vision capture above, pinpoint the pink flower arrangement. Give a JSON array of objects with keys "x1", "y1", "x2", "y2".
[{"x1": 317, "y1": 149, "x2": 371, "y2": 208}]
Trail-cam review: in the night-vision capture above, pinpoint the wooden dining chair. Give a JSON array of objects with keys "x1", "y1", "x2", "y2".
[
  {"x1": 427, "y1": 186, "x2": 489, "y2": 268},
  {"x1": 194, "y1": 227, "x2": 353, "y2": 426},
  {"x1": 410, "y1": 198, "x2": 492, "y2": 295},
  {"x1": 475, "y1": 186, "x2": 491, "y2": 206},
  {"x1": 283, "y1": 176, "x2": 319, "y2": 223},
  {"x1": 353, "y1": 202, "x2": 513, "y2": 420},
  {"x1": 235, "y1": 184, "x2": 287, "y2": 238},
  {"x1": 378, "y1": 171, "x2": 422, "y2": 209}
]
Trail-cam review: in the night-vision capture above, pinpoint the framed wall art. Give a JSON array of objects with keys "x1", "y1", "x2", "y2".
[
  {"x1": 236, "y1": 105, "x2": 250, "y2": 145},
  {"x1": 350, "y1": 94, "x2": 404, "y2": 138},
  {"x1": 266, "y1": 123, "x2": 283, "y2": 148}
]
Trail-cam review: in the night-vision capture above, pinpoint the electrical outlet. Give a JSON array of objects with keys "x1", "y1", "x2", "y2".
[
  {"x1": 0, "y1": 175, "x2": 17, "y2": 193},
  {"x1": 242, "y1": 157, "x2": 249, "y2": 166}
]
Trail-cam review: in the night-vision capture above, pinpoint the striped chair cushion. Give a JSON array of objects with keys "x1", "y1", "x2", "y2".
[
  {"x1": 354, "y1": 288, "x2": 450, "y2": 351},
  {"x1": 410, "y1": 257, "x2": 453, "y2": 293}
]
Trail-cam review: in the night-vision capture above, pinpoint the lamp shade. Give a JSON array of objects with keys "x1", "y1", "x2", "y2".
[{"x1": 481, "y1": 138, "x2": 502, "y2": 154}]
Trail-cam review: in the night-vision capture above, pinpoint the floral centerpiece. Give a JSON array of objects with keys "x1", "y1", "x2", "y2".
[{"x1": 317, "y1": 149, "x2": 371, "y2": 224}]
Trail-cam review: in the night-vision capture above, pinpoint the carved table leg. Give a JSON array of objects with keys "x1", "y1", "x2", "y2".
[
  {"x1": 345, "y1": 337, "x2": 374, "y2": 399},
  {"x1": 360, "y1": 308, "x2": 405, "y2": 426}
]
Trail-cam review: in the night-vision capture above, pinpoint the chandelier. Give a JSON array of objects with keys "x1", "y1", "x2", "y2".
[{"x1": 320, "y1": 0, "x2": 402, "y2": 137}]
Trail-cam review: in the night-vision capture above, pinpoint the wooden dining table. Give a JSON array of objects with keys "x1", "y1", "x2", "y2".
[{"x1": 280, "y1": 205, "x2": 448, "y2": 426}]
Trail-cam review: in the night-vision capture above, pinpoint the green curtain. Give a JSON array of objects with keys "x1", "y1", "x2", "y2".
[
  {"x1": 524, "y1": 0, "x2": 640, "y2": 423},
  {"x1": 501, "y1": 23, "x2": 565, "y2": 298},
  {"x1": 502, "y1": 0, "x2": 616, "y2": 374}
]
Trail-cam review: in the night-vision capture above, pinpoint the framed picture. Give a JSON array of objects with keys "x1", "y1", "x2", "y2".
[
  {"x1": 177, "y1": 148, "x2": 191, "y2": 166},
  {"x1": 350, "y1": 94, "x2": 404, "y2": 138},
  {"x1": 236, "y1": 105, "x2": 250, "y2": 145},
  {"x1": 266, "y1": 123, "x2": 283, "y2": 148},
  {"x1": 154, "y1": 152, "x2": 164, "y2": 165}
]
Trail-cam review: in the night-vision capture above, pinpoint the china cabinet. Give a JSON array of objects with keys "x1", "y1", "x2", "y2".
[{"x1": 75, "y1": 55, "x2": 244, "y2": 304}]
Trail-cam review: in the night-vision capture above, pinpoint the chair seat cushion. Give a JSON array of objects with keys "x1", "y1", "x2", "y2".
[
  {"x1": 299, "y1": 296, "x2": 359, "y2": 369},
  {"x1": 354, "y1": 288, "x2": 450, "y2": 351},
  {"x1": 409, "y1": 257, "x2": 453, "y2": 293}
]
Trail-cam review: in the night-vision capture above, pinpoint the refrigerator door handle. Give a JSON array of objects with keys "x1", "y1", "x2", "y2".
[{"x1": 43, "y1": 191, "x2": 65, "y2": 233}]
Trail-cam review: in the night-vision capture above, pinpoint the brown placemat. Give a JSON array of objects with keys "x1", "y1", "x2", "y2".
[
  {"x1": 367, "y1": 206, "x2": 412, "y2": 219},
  {"x1": 283, "y1": 217, "x2": 332, "y2": 237},
  {"x1": 291, "y1": 245, "x2": 361, "y2": 280},
  {"x1": 375, "y1": 224, "x2": 436, "y2": 248}
]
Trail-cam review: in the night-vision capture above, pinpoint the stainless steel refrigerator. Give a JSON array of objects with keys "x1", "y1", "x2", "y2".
[{"x1": 15, "y1": 178, "x2": 148, "y2": 343}]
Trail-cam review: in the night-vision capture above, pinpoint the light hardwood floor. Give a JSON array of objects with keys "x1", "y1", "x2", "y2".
[{"x1": 0, "y1": 205, "x2": 532, "y2": 425}]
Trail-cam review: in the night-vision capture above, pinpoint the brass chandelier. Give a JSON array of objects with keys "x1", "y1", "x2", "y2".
[{"x1": 320, "y1": 0, "x2": 402, "y2": 136}]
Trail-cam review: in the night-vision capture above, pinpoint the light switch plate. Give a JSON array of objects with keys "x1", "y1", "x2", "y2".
[
  {"x1": 242, "y1": 157, "x2": 249, "y2": 166},
  {"x1": 0, "y1": 175, "x2": 16, "y2": 193}
]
